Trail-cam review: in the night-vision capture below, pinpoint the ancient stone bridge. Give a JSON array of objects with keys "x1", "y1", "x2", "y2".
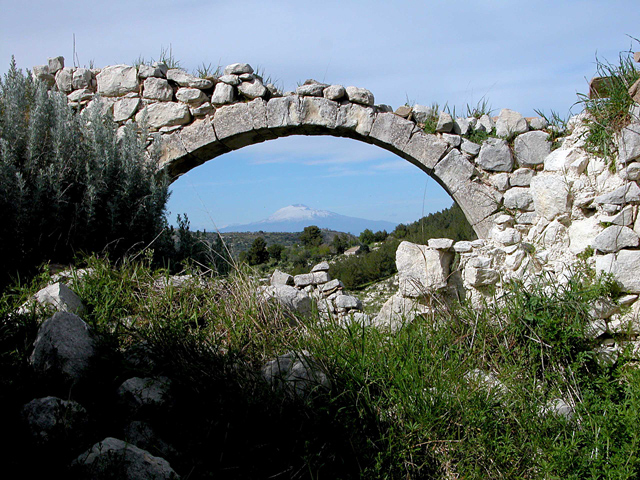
[{"x1": 33, "y1": 57, "x2": 560, "y2": 239}]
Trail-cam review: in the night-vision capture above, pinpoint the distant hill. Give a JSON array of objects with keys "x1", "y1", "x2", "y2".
[{"x1": 219, "y1": 204, "x2": 397, "y2": 235}]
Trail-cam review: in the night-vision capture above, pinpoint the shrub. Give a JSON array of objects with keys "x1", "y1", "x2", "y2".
[{"x1": 0, "y1": 58, "x2": 170, "y2": 287}]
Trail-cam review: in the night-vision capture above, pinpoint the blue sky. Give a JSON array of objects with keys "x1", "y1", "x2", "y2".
[{"x1": 1, "y1": 1, "x2": 639, "y2": 230}]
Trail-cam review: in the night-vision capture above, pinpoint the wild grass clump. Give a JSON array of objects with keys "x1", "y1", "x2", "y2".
[
  {"x1": 4, "y1": 253, "x2": 640, "y2": 478},
  {"x1": 576, "y1": 41, "x2": 640, "y2": 161}
]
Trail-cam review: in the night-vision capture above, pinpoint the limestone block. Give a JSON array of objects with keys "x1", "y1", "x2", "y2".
[
  {"x1": 621, "y1": 162, "x2": 640, "y2": 181},
  {"x1": 312, "y1": 271, "x2": 331, "y2": 284},
  {"x1": 596, "y1": 250, "x2": 640, "y2": 293},
  {"x1": 510, "y1": 168, "x2": 535, "y2": 187},
  {"x1": 336, "y1": 102, "x2": 375, "y2": 136},
  {"x1": 529, "y1": 174, "x2": 571, "y2": 221},
  {"x1": 568, "y1": 216, "x2": 602, "y2": 254},
  {"x1": 72, "y1": 437, "x2": 178, "y2": 479},
  {"x1": 175, "y1": 87, "x2": 208, "y2": 106},
  {"x1": 136, "y1": 102, "x2": 190, "y2": 129},
  {"x1": 296, "y1": 83, "x2": 325, "y2": 97},
  {"x1": 191, "y1": 102, "x2": 213, "y2": 117},
  {"x1": 396, "y1": 241, "x2": 453, "y2": 296},
  {"x1": 138, "y1": 64, "x2": 165, "y2": 79},
  {"x1": 464, "y1": 266, "x2": 499, "y2": 287},
  {"x1": 345, "y1": 86, "x2": 374, "y2": 106},
  {"x1": 592, "y1": 225, "x2": 639, "y2": 253},
  {"x1": 514, "y1": 131, "x2": 551, "y2": 166},
  {"x1": 311, "y1": 261, "x2": 330, "y2": 272},
  {"x1": 453, "y1": 117, "x2": 471, "y2": 135},
  {"x1": 55, "y1": 67, "x2": 74, "y2": 93},
  {"x1": 478, "y1": 138, "x2": 514, "y2": 172},
  {"x1": 20, "y1": 282, "x2": 85, "y2": 315},
  {"x1": 97, "y1": 65, "x2": 139, "y2": 96},
  {"x1": 149, "y1": 131, "x2": 188, "y2": 171},
  {"x1": 213, "y1": 102, "x2": 258, "y2": 147},
  {"x1": 528, "y1": 117, "x2": 548, "y2": 130},
  {"x1": 294, "y1": 273, "x2": 314, "y2": 288},
  {"x1": 323, "y1": 84, "x2": 346, "y2": 101},
  {"x1": 267, "y1": 96, "x2": 302, "y2": 131},
  {"x1": 211, "y1": 82, "x2": 235, "y2": 105},
  {"x1": 262, "y1": 351, "x2": 329, "y2": 398},
  {"x1": 334, "y1": 295, "x2": 362, "y2": 310},
  {"x1": 490, "y1": 172, "x2": 510, "y2": 192},
  {"x1": 617, "y1": 123, "x2": 640, "y2": 163},
  {"x1": 412, "y1": 104, "x2": 436, "y2": 124},
  {"x1": 593, "y1": 182, "x2": 640, "y2": 205},
  {"x1": 433, "y1": 149, "x2": 474, "y2": 194},
  {"x1": 224, "y1": 63, "x2": 254, "y2": 75},
  {"x1": 300, "y1": 96, "x2": 338, "y2": 130},
  {"x1": 179, "y1": 117, "x2": 218, "y2": 156},
  {"x1": 373, "y1": 293, "x2": 429, "y2": 330},
  {"x1": 117, "y1": 376, "x2": 172, "y2": 411},
  {"x1": 48, "y1": 56, "x2": 64, "y2": 74},
  {"x1": 402, "y1": 131, "x2": 448, "y2": 172},
  {"x1": 442, "y1": 133, "x2": 461, "y2": 147},
  {"x1": 72, "y1": 68, "x2": 92, "y2": 90},
  {"x1": 543, "y1": 148, "x2": 580, "y2": 172},
  {"x1": 166, "y1": 69, "x2": 213, "y2": 89},
  {"x1": 67, "y1": 89, "x2": 94, "y2": 103},
  {"x1": 495, "y1": 108, "x2": 528, "y2": 138},
  {"x1": 262, "y1": 285, "x2": 311, "y2": 316},
  {"x1": 435, "y1": 112, "x2": 453, "y2": 133},
  {"x1": 503, "y1": 187, "x2": 534, "y2": 211},
  {"x1": 453, "y1": 182, "x2": 503, "y2": 237},
  {"x1": 271, "y1": 269, "x2": 294, "y2": 286},
  {"x1": 247, "y1": 98, "x2": 269, "y2": 131},
  {"x1": 476, "y1": 114, "x2": 495, "y2": 133},
  {"x1": 239, "y1": 78, "x2": 268, "y2": 99},
  {"x1": 218, "y1": 74, "x2": 240, "y2": 85},
  {"x1": 601, "y1": 205, "x2": 635, "y2": 226},
  {"x1": 30, "y1": 312, "x2": 96, "y2": 383},
  {"x1": 113, "y1": 97, "x2": 140, "y2": 122},
  {"x1": 492, "y1": 227, "x2": 521, "y2": 246},
  {"x1": 369, "y1": 112, "x2": 414, "y2": 151},
  {"x1": 454, "y1": 241, "x2": 473, "y2": 253},
  {"x1": 460, "y1": 138, "x2": 480, "y2": 156},
  {"x1": 540, "y1": 219, "x2": 569, "y2": 247},
  {"x1": 143, "y1": 77, "x2": 173, "y2": 101},
  {"x1": 427, "y1": 238, "x2": 454, "y2": 250}
]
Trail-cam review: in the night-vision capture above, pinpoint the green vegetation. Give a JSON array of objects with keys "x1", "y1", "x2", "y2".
[
  {"x1": 3, "y1": 253, "x2": 640, "y2": 478},
  {"x1": 576, "y1": 41, "x2": 639, "y2": 163},
  {"x1": 0, "y1": 59, "x2": 170, "y2": 288}
]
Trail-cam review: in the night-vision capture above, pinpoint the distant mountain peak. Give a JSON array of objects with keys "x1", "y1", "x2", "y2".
[{"x1": 220, "y1": 204, "x2": 397, "y2": 235}]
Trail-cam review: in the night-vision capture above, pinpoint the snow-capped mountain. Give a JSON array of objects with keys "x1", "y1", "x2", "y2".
[{"x1": 219, "y1": 205, "x2": 397, "y2": 235}]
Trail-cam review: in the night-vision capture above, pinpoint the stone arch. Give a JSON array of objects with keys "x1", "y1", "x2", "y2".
[{"x1": 150, "y1": 96, "x2": 502, "y2": 238}]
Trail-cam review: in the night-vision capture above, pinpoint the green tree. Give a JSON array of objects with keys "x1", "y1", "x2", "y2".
[
  {"x1": 359, "y1": 229, "x2": 375, "y2": 245},
  {"x1": 332, "y1": 233, "x2": 349, "y2": 254},
  {"x1": 0, "y1": 58, "x2": 169, "y2": 287},
  {"x1": 300, "y1": 225, "x2": 323, "y2": 247},
  {"x1": 267, "y1": 243, "x2": 285, "y2": 261},
  {"x1": 246, "y1": 237, "x2": 269, "y2": 265}
]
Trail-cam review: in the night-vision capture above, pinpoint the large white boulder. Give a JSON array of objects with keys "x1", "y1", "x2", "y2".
[
  {"x1": 396, "y1": 241, "x2": 453, "y2": 296},
  {"x1": 97, "y1": 65, "x2": 139, "y2": 96}
]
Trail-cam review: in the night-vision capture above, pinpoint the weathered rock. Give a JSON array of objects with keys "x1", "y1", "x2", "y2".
[
  {"x1": 22, "y1": 396, "x2": 88, "y2": 447},
  {"x1": 396, "y1": 241, "x2": 453, "y2": 296},
  {"x1": 345, "y1": 86, "x2": 374, "y2": 106},
  {"x1": 136, "y1": 102, "x2": 191, "y2": 129},
  {"x1": 394, "y1": 105, "x2": 412, "y2": 118},
  {"x1": 478, "y1": 138, "x2": 514, "y2": 172},
  {"x1": 218, "y1": 74, "x2": 240, "y2": 86},
  {"x1": 117, "y1": 376, "x2": 172, "y2": 412},
  {"x1": 593, "y1": 182, "x2": 640, "y2": 205},
  {"x1": 32, "y1": 65, "x2": 55, "y2": 85},
  {"x1": 143, "y1": 77, "x2": 173, "y2": 101},
  {"x1": 318, "y1": 278, "x2": 343, "y2": 295},
  {"x1": 492, "y1": 227, "x2": 521, "y2": 246},
  {"x1": 334, "y1": 295, "x2": 362, "y2": 310},
  {"x1": 271, "y1": 269, "x2": 294, "y2": 286},
  {"x1": 592, "y1": 225, "x2": 639, "y2": 253},
  {"x1": 97, "y1": 65, "x2": 139, "y2": 96},
  {"x1": 460, "y1": 138, "x2": 481, "y2": 156},
  {"x1": 224, "y1": 63, "x2": 254, "y2": 75},
  {"x1": 539, "y1": 398, "x2": 574, "y2": 421},
  {"x1": 454, "y1": 241, "x2": 473, "y2": 253},
  {"x1": 55, "y1": 67, "x2": 74, "y2": 93},
  {"x1": 530, "y1": 174, "x2": 571, "y2": 220},
  {"x1": 210, "y1": 82, "x2": 235, "y2": 105},
  {"x1": 453, "y1": 117, "x2": 471, "y2": 135},
  {"x1": 495, "y1": 109, "x2": 528, "y2": 137},
  {"x1": 124, "y1": 421, "x2": 176, "y2": 459},
  {"x1": 113, "y1": 97, "x2": 140, "y2": 122},
  {"x1": 442, "y1": 132, "x2": 460, "y2": 148},
  {"x1": 435, "y1": 112, "x2": 454, "y2": 133},
  {"x1": 510, "y1": 168, "x2": 535, "y2": 187},
  {"x1": 427, "y1": 238, "x2": 454, "y2": 250},
  {"x1": 20, "y1": 282, "x2": 85, "y2": 315},
  {"x1": 296, "y1": 83, "x2": 325, "y2": 97},
  {"x1": 335, "y1": 102, "x2": 375, "y2": 136},
  {"x1": 476, "y1": 114, "x2": 495, "y2": 133},
  {"x1": 67, "y1": 88, "x2": 94, "y2": 103},
  {"x1": 263, "y1": 285, "x2": 311, "y2": 316},
  {"x1": 402, "y1": 131, "x2": 449, "y2": 171},
  {"x1": 568, "y1": 216, "x2": 602, "y2": 254},
  {"x1": 311, "y1": 261, "x2": 330, "y2": 272},
  {"x1": 369, "y1": 112, "x2": 413, "y2": 150},
  {"x1": 412, "y1": 104, "x2": 436, "y2": 124},
  {"x1": 528, "y1": 117, "x2": 548, "y2": 130},
  {"x1": 323, "y1": 84, "x2": 345, "y2": 101},
  {"x1": 621, "y1": 163, "x2": 640, "y2": 181},
  {"x1": 618, "y1": 123, "x2": 640, "y2": 163},
  {"x1": 138, "y1": 64, "x2": 165, "y2": 79},
  {"x1": 503, "y1": 187, "x2": 534, "y2": 211},
  {"x1": 30, "y1": 312, "x2": 96, "y2": 383},
  {"x1": 72, "y1": 437, "x2": 179, "y2": 479},
  {"x1": 263, "y1": 351, "x2": 329, "y2": 398},
  {"x1": 596, "y1": 250, "x2": 640, "y2": 293},
  {"x1": 166, "y1": 69, "x2": 213, "y2": 89},
  {"x1": 464, "y1": 266, "x2": 500, "y2": 286},
  {"x1": 490, "y1": 172, "x2": 510, "y2": 192},
  {"x1": 433, "y1": 149, "x2": 474, "y2": 194},
  {"x1": 603, "y1": 205, "x2": 636, "y2": 226},
  {"x1": 373, "y1": 293, "x2": 429, "y2": 330},
  {"x1": 72, "y1": 68, "x2": 92, "y2": 89},
  {"x1": 239, "y1": 78, "x2": 267, "y2": 99},
  {"x1": 175, "y1": 87, "x2": 208, "y2": 106},
  {"x1": 514, "y1": 131, "x2": 551, "y2": 166},
  {"x1": 48, "y1": 56, "x2": 64, "y2": 74}
]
